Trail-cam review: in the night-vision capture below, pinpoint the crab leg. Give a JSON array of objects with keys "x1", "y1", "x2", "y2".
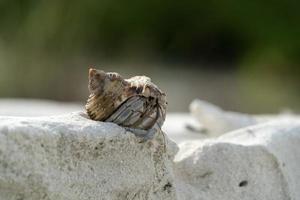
[
  {"x1": 105, "y1": 96, "x2": 144, "y2": 125},
  {"x1": 125, "y1": 104, "x2": 165, "y2": 140}
]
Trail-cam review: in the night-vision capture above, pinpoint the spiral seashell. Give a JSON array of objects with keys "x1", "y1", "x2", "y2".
[{"x1": 85, "y1": 68, "x2": 167, "y2": 131}]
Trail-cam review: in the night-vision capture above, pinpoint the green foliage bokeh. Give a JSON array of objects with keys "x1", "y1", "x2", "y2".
[{"x1": 0, "y1": 0, "x2": 299, "y2": 111}]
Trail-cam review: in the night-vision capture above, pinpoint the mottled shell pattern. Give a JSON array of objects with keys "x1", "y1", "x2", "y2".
[{"x1": 86, "y1": 68, "x2": 167, "y2": 131}]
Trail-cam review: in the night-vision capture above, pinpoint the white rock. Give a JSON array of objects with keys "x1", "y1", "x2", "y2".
[
  {"x1": 190, "y1": 99, "x2": 298, "y2": 136},
  {"x1": 2, "y1": 98, "x2": 300, "y2": 200},
  {"x1": 163, "y1": 113, "x2": 207, "y2": 143},
  {"x1": 0, "y1": 112, "x2": 177, "y2": 200},
  {"x1": 174, "y1": 119, "x2": 300, "y2": 200},
  {"x1": 0, "y1": 98, "x2": 205, "y2": 144}
]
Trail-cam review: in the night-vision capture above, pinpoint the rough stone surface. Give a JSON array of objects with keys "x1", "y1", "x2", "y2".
[
  {"x1": 0, "y1": 99, "x2": 206, "y2": 144},
  {"x1": 174, "y1": 119, "x2": 300, "y2": 200},
  {"x1": 1, "y1": 98, "x2": 300, "y2": 200},
  {"x1": 0, "y1": 112, "x2": 177, "y2": 200}
]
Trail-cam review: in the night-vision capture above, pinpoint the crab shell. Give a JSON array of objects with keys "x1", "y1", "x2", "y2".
[{"x1": 85, "y1": 68, "x2": 167, "y2": 126}]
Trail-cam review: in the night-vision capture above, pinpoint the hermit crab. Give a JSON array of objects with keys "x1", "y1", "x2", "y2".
[{"x1": 86, "y1": 68, "x2": 167, "y2": 140}]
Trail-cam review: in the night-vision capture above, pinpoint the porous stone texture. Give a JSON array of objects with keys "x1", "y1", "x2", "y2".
[
  {"x1": 1, "y1": 99, "x2": 300, "y2": 200},
  {"x1": 0, "y1": 99, "x2": 206, "y2": 144},
  {"x1": 0, "y1": 112, "x2": 177, "y2": 200},
  {"x1": 174, "y1": 119, "x2": 300, "y2": 200}
]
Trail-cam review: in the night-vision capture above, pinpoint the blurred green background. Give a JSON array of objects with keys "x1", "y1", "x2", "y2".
[{"x1": 0, "y1": 0, "x2": 299, "y2": 113}]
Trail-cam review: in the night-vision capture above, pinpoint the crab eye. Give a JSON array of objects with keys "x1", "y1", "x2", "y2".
[{"x1": 108, "y1": 73, "x2": 120, "y2": 81}]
